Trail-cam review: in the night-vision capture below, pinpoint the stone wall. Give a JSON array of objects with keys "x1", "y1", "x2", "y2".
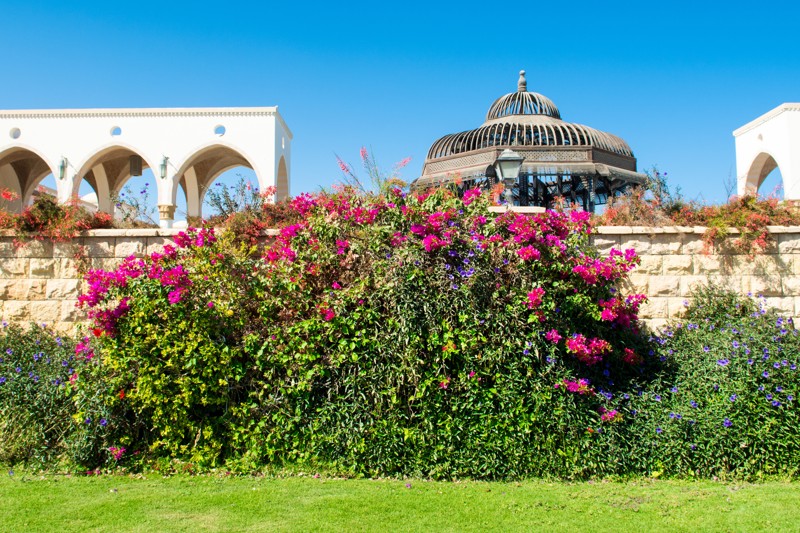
[
  {"x1": 2, "y1": 227, "x2": 800, "y2": 332},
  {"x1": 0, "y1": 229, "x2": 185, "y2": 332},
  {"x1": 592, "y1": 226, "x2": 800, "y2": 330}
]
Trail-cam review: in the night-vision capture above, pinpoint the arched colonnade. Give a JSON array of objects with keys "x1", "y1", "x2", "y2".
[{"x1": 0, "y1": 107, "x2": 292, "y2": 227}]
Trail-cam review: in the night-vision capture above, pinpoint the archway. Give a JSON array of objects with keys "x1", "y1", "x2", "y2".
[
  {"x1": 276, "y1": 156, "x2": 289, "y2": 200},
  {"x1": 0, "y1": 147, "x2": 56, "y2": 212},
  {"x1": 172, "y1": 144, "x2": 259, "y2": 224},
  {"x1": 75, "y1": 146, "x2": 159, "y2": 224},
  {"x1": 744, "y1": 152, "x2": 781, "y2": 196}
]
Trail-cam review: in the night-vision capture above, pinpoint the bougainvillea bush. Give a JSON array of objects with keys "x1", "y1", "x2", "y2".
[{"x1": 77, "y1": 186, "x2": 657, "y2": 477}]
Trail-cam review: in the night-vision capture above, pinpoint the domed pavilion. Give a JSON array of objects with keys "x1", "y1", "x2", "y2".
[{"x1": 414, "y1": 71, "x2": 646, "y2": 211}]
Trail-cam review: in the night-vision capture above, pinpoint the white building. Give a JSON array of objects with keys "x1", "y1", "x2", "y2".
[
  {"x1": 0, "y1": 107, "x2": 292, "y2": 227},
  {"x1": 734, "y1": 103, "x2": 800, "y2": 201}
]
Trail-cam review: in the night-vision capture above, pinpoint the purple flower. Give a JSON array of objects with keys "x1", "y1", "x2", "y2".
[
  {"x1": 772, "y1": 400, "x2": 781, "y2": 407},
  {"x1": 670, "y1": 387, "x2": 678, "y2": 393},
  {"x1": 723, "y1": 418, "x2": 732, "y2": 428},
  {"x1": 656, "y1": 427, "x2": 663, "y2": 434},
  {"x1": 766, "y1": 393, "x2": 773, "y2": 400},
  {"x1": 654, "y1": 395, "x2": 661, "y2": 402},
  {"x1": 690, "y1": 400, "x2": 698, "y2": 408},
  {"x1": 763, "y1": 371, "x2": 770, "y2": 378},
  {"x1": 0, "y1": 377, "x2": 6, "y2": 384},
  {"x1": 729, "y1": 394, "x2": 737, "y2": 402},
  {"x1": 100, "y1": 419, "x2": 107, "y2": 427},
  {"x1": 732, "y1": 341, "x2": 739, "y2": 349},
  {"x1": 788, "y1": 395, "x2": 794, "y2": 402},
  {"x1": 703, "y1": 346, "x2": 710, "y2": 353},
  {"x1": 717, "y1": 359, "x2": 729, "y2": 366}
]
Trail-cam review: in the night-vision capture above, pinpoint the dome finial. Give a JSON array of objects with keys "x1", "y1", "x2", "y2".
[{"x1": 517, "y1": 70, "x2": 527, "y2": 92}]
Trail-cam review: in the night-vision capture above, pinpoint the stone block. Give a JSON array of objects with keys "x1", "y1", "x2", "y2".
[
  {"x1": 53, "y1": 242, "x2": 82, "y2": 258},
  {"x1": 618, "y1": 236, "x2": 650, "y2": 254},
  {"x1": 2, "y1": 301, "x2": 30, "y2": 322},
  {"x1": 621, "y1": 274, "x2": 648, "y2": 295},
  {"x1": 635, "y1": 255, "x2": 662, "y2": 275},
  {"x1": 694, "y1": 256, "x2": 722, "y2": 274},
  {"x1": 681, "y1": 235, "x2": 708, "y2": 255},
  {"x1": 57, "y1": 259, "x2": 81, "y2": 279},
  {"x1": 745, "y1": 276, "x2": 783, "y2": 297},
  {"x1": 667, "y1": 297, "x2": 690, "y2": 318},
  {"x1": 0, "y1": 258, "x2": 28, "y2": 278},
  {"x1": 29, "y1": 301, "x2": 61, "y2": 325},
  {"x1": 649, "y1": 235, "x2": 682, "y2": 255},
  {"x1": 46, "y1": 279, "x2": 81, "y2": 299},
  {"x1": 781, "y1": 276, "x2": 800, "y2": 296},
  {"x1": 0, "y1": 240, "x2": 17, "y2": 258},
  {"x1": 642, "y1": 318, "x2": 670, "y2": 334},
  {"x1": 29, "y1": 258, "x2": 57, "y2": 278},
  {"x1": 592, "y1": 236, "x2": 620, "y2": 254},
  {"x1": 639, "y1": 297, "x2": 668, "y2": 319},
  {"x1": 83, "y1": 238, "x2": 115, "y2": 258},
  {"x1": 764, "y1": 296, "x2": 794, "y2": 315},
  {"x1": 60, "y1": 300, "x2": 85, "y2": 322},
  {"x1": 15, "y1": 239, "x2": 54, "y2": 258},
  {"x1": 115, "y1": 238, "x2": 146, "y2": 258},
  {"x1": 679, "y1": 275, "x2": 722, "y2": 297},
  {"x1": 90, "y1": 258, "x2": 122, "y2": 271},
  {"x1": 648, "y1": 275, "x2": 681, "y2": 297},
  {"x1": 777, "y1": 234, "x2": 800, "y2": 254},
  {"x1": 662, "y1": 255, "x2": 692, "y2": 275},
  {"x1": 147, "y1": 238, "x2": 174, "y2": 256}
]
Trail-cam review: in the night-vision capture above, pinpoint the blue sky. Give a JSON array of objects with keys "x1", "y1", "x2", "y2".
[{"x1": 3, "y1": 1, "x2": 799, "y2": 207}]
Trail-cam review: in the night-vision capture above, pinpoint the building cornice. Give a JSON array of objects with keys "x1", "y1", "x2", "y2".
[
  {"x1": 733, "y1": 103, "x2": 800, "y2": 137},
  {"x1": 0, "y1": 106, "x2": 282, "y2": 120}
]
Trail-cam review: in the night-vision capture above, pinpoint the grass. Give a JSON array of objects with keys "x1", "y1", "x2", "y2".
[{"x1": 2, "y1": 475, "x2": 800, "y2": 531}]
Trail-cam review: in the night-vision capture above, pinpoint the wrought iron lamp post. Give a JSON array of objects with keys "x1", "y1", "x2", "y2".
[{"x1": 495, "y1": 149, "x2": 524, "y2": 205}]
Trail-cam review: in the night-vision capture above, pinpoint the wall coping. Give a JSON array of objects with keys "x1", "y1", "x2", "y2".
[
  {"x1": 0, "y1": 228, "x2": 281, "y2": 238},
  {"x1": 2, "y1": 225, "x2": 800, "y2": 239}
]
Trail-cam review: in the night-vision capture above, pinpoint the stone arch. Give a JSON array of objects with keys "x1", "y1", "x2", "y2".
[
  {"x1": 743, "y1": 151, "x2": 782, "y2": 196},
  {"x1": 171, "y1": 143, "x2": 260, "y2": 219},
  {"x1": 0, "y1": 145, "x2": 58, "y2": 212},
  {"x1": 276, "y1": 156, "x2": 289, "y2": 200},
  {"x1": 74, "y1": 143, "x2": 159, "y2": 214}
]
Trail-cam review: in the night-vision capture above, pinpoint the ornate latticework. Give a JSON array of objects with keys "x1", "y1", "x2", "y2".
[{"x1": 416, "y1": 70, "x2": 646, "y2": 211}]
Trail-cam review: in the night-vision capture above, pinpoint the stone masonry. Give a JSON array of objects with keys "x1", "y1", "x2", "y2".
[{"x1": 2, "y1": 226, "x2": 800, "y2": 332}]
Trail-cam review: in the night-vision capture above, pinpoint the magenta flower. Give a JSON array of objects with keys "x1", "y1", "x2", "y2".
[{"x1": 545, "y1": 329, "x2": 562, "y2": 344}]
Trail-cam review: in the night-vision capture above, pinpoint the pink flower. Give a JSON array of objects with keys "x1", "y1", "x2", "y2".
[
  {"x1": 336, "y1": 239, "x2": 350, "y2": 255},
  {"x1": 439, "y1": 378, "x2": 450, "y2": 389},
  {"x1": 319, "y1": 306, "x2": 335, "y2": 321},
  {"x1": 517, "y1": 246, "x2": 541, "y2": 261},
  {"x1": 526, "y1": 287, "x2": 545, "y2": 309},
  {"x1": 332, "y1": 282, "x2": 341, "y2": 289},
  {"x1": 463, "y1": 188, "x2": 482, "y2": 206},
  {"x1": 545, "y1": 329, "x2": 562, "y2": 344},
  {"x1": 360, "y1": 146, "x2": 368, "y2": 161},
  {"x1": 422, "y1": 234, "x2": 448, "y2": 252},
  {"x1": 207, "y1": 301, "x2": 214, "y2": 308},
  {"x1": 108, "y1": 446, "x2": 126, "y2": 461}
]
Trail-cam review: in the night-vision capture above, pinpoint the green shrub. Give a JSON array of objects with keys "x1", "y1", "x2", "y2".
[
  {"x1": 0, "y1": 324, "x2": 113, "y2": 468},
  {"x1": 623, "y1": 284, "x2": 800, "y2": 478}
]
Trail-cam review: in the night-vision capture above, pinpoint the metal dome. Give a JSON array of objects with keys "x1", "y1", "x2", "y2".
[
  {"x1": 485, "y1": 70, "x2": 561, "y2": 120},
  {"x1": 426, "y1": 70, "x2": 634, "y2": 160}
]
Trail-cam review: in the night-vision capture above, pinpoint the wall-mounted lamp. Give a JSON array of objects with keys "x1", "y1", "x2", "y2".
[
  {"x1": 160, "y1": 156, "x2": 169, "y2": 179},
  {"x1": 58, "y1": 157, "x2": 68, "y2": 180}
]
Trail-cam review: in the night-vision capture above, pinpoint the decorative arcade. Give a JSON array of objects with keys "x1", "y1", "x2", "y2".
[
  {"x1": 0, "y1": 107, "x2": 292, "y2": 227},
  {"x1": 415, "y1": 71, "x2": 646, "y2": 211}
]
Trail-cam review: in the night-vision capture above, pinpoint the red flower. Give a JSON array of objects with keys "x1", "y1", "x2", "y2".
[
  {"x1": 119, "y1": 389, "x2": 126, "y2": 400},
  {"x1": 92, "y1": 327, "x2": 103, "y2": 337}
]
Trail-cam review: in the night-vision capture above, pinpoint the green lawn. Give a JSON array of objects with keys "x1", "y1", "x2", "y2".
[{"x1": 2, "y1": 474, "x2": 798, "y2": 532}]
